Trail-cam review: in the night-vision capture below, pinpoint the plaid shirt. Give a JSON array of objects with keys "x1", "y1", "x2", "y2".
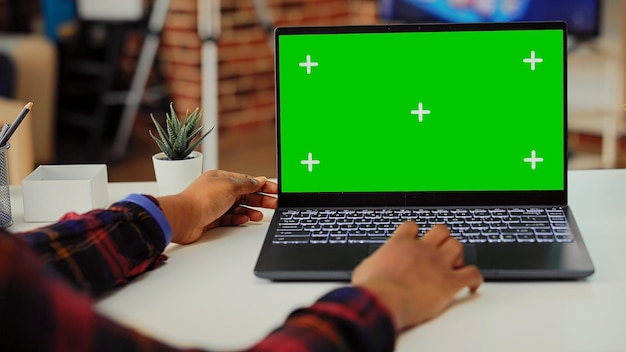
[{"x1": 0, "y1": 196, "x2": 395, "y2": 351}]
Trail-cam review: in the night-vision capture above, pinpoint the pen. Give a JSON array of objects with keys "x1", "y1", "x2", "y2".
[
  {"x1": 0, "y1": 123, "x2": 9, "y2": 141},
  {"x1": 0, "y1": 102, "x2": 32, "y2": 147}
]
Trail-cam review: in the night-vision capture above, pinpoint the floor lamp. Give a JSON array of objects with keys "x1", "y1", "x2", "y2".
[
  {"x1": 198, "y1": 0, "x2": 220, "y2": 171},
  {"x1": 198, "y1": 0, "x2": 274, "y2": 171},
  {"x1": 110, "y1": 0, "x2": 170, "y2": 160}
]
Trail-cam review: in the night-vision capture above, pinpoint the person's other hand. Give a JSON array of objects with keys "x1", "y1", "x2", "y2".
[
  {"x1": 351, "y1": 222, "x2": 483, "y2": 332},
  {"x1": 157, "y1": 170, "x2": 278, "y2": 244}
]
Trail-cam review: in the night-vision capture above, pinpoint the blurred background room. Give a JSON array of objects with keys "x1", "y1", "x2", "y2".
[{"x1": 0, "y1": 0, "x2": 623, "y2": 183}]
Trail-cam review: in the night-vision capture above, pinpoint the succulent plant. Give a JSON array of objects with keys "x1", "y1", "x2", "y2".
[{"x1": 149, "y1": 103, "x2": 214, "y2": 160}]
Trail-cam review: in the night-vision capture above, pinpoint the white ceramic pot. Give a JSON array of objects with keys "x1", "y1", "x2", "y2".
[{"x1": 152, "y1": 151, "x2": 203, "y2": 196}]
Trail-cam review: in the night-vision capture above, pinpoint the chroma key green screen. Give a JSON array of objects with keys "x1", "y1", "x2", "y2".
[{"x1": 276, "y1": 26, "x2": 565, "y2": 193}]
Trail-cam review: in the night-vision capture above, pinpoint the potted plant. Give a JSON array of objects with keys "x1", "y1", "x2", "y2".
[{"x1": 150, "y1": 103, "x2": 214, "y2": 195}]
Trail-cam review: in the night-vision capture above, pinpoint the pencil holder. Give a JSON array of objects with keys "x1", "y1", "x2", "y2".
[{"x1": 0, "y1": 144, "x2": 12, "y2": 227}]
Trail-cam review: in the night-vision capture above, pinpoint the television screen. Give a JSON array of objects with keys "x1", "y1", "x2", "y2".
[{"x1": 379, "y1": 0, "x2": 601, "y2": 39}]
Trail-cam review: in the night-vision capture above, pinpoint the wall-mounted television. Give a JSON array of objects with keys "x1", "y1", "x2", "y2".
[{"x1": 379, "y1": 0, "x2": 602, "y2": 40}]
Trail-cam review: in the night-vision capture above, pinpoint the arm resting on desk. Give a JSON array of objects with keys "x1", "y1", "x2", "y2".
[
  {"x1": 4, "y1": 189, "x2": 396, "y2": 352},
  {"x1": 14, "y1": 195, "x2": 169, "y2": 297},
  {"x1": 0, "y1": 232, "x2": 396, "y2": 352},
  {"x1": 250, "y1": 287, "x2": 395, "y2": 351},
  {"x1": 0, "y1": 233, "x2": 180, "y2": 351}
]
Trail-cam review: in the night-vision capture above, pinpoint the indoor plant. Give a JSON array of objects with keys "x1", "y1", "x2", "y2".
[
  {"x1": 150, "y1": 103, "x2": 214, "y2": 195},
  {"x1": 150, "y1": 103, "x2": 213, "y2": 160}
]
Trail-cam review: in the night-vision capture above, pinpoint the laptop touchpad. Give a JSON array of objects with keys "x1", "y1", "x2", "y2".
[
  {"x1": 463, "y1": 245, "x2": 477, "y2": 265},
  {"x1": 368, "y1": 244, "x2": 478, "y2": 266},
  {"x1": 368, "y1": 244, "x2": 383, "y2": 255}
]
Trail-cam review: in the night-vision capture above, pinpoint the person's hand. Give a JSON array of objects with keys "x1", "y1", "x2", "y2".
[
  {"x1": 351, "y1": 222, "x2": 483, "y2": 332},
  {"x1": 157, "y1": 170, "x2": 278, "y2": 244}
]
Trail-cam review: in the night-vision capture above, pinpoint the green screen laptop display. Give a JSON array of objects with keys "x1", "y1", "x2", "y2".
[{"x1": 276, "y1": 26, "x2": 565, "y2": 193}]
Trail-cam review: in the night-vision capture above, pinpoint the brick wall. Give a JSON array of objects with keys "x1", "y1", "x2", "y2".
[{"x1": 159, "y1": 0, "x2": 378, "y2": 131}]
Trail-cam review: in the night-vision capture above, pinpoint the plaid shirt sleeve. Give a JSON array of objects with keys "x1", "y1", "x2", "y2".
[
  {"x1": 16, "y1": 194, "x2": 170, "y2": 296},
  {"x1": 247, "y1": 286, "x2": 396, "y2": 352},
  {"x1": 0, "y1": 196, "x2": 396, "y2": 352}
]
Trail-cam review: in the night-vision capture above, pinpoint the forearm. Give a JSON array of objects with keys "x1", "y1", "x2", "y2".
[
  {"x1": 0, "y1": 232, "x2": 196, "y2": 352},
  {"x1": 1, "y1": 232, "x2": 394, "y2": 352},
  {"x1": 247, "y1": 287, "x2": 396, "y2": 352},
  {"x1": 16, "y1": 195, "x2": 170, "y2": 296}
]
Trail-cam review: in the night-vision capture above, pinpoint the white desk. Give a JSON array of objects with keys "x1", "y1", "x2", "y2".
[{"x1": 9, "y1": 170, "x2": 626, "y2": 351}]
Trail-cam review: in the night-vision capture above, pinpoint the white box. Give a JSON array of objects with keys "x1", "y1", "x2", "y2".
[
  {"x1": 77, "y1": 0, "x2": 144, "y2": 21},
  {"x1": 22, "y1": 165, "x2": 109, "y2": 222}
]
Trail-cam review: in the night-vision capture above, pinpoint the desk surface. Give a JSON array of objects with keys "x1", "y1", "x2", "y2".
[{"x1": 10, "y1": 170, "x2": 626, "y2": 351}]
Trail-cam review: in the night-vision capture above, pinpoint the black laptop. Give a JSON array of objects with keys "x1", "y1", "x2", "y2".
[{"x1": 254, "y1": 21, "x2": 594, "y2": 281}]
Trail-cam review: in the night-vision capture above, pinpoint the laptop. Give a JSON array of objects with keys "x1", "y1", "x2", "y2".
[{"x1": 254, "y1": 21, "x2": 594, "y2": 281}]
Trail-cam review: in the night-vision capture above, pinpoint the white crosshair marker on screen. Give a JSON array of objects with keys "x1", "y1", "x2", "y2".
[
  {"x1": 410, "y1": 102, "x2": 431, "y2": 122},
  {"x1": 523, "y1": 50, "x2": 544, "y2": 71},
  {"x1": 299, "y1": 55, "x2": 319, "y2": 74},
  {"x1": 301, "y1": 152, "x2": 320, "y2": 172},
  {"x1": 524, "y1": 150, "x2": 544, "y2": 170}
]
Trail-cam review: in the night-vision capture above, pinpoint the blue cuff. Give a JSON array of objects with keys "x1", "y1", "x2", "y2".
[{"x1": 121, "y1": 194, "x2": 172, "y2": 245}]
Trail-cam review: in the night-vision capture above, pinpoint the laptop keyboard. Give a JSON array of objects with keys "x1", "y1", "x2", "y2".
[{"x1": 273, "y1": 207, "x2": 574, "y2": 245}]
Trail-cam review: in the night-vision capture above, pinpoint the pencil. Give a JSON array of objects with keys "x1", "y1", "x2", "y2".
[
  {"x1": 0, "y1": 123, "x2": 9, "y2": 140},
  {"x1": 0, "y1": 102, "x2": 32, "y2": 147}
]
